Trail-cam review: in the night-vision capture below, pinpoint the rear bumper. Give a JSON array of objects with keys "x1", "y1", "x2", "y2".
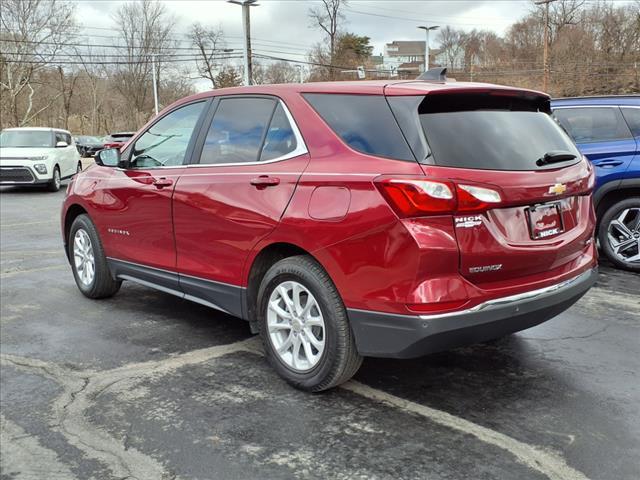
[{"x1": 347, "y1": 267, "x2": 598, "y2": 358}]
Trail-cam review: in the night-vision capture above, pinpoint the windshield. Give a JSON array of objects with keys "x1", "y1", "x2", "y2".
[{"x1": 0, "y1": 130, "x2": 53, "y2": 148}]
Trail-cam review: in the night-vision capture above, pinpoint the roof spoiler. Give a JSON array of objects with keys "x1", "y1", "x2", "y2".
[{"x1": 417, "y1": 67, "x2": 447, "y2": 82}]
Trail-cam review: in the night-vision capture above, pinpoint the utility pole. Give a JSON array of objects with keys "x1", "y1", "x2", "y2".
[
  {"x1": 229, "y1": 0, "x2": 259, "y2": 86},
  {"x1": 535, "y1": 0, "x2": 556, "y2": 92},
  {"x1": 151, "y1": 53, "x2": 159, "y2": 116},
  {"x1": 417, "y1": 25, "x2": 440, "y2": 72}
]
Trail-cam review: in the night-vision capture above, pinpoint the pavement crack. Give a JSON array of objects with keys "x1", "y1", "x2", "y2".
[
  {"x1": 0, "y1": 338, "x2": 258, "y2": 480},
  {"x1": 521, "y1": 324, "x2": 611, "y2": 342}
]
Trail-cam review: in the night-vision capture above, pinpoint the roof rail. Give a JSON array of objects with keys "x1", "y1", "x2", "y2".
[{"x1": 417, "y1": 67, "x2": 447, "y2": 82}]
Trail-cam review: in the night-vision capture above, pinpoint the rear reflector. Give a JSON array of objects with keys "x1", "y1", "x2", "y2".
[{"x1": 375, "y1": 176, "x2": 502, "y2": 217}]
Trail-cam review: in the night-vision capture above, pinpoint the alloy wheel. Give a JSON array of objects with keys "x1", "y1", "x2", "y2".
[
  {"x1": 267, "y1": 280, "x2": 326, "y2": 372},
  {"x1": 53, "y1": 168, "x2": 61, "y2": 189},
  {"x1": 73, "y1": 229, "x2": 95, "y2": 286},
  {"x1": 607, "y1": 207, "x2": 640, "y2": 265}
]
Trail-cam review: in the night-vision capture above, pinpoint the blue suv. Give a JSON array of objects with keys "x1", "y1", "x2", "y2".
[{"x1": 552, "y1": 96, "x2": 639, "y2": 272}]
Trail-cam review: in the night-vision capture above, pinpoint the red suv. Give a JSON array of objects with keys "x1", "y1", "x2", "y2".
[{"x1": 62, "y1": 78, "x2": 598, "y2": 391}]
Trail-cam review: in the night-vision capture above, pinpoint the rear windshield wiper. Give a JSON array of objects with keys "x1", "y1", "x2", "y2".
[{"x1": 536, "y1": 151, "x2": 576, "y2": 167}]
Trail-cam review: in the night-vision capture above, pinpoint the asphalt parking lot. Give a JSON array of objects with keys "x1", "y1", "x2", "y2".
[{"x1": 1, "y1": 176, "x2": 639, "y2": 480}]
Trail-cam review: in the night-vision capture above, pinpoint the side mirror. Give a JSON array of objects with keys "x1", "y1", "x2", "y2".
[
  {"x1": 56, "y1": 141, "x2": 68, "y2": 148},
  {"x1": 95, "y1": 148, "x2": 121, "y2": 167}
]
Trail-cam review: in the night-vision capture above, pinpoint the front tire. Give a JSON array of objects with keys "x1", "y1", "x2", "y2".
[
  {"x1": 598, "y1": 198, "x2": 640, "y2": 272},
  {"x1": 69, "y1": 214, "x2": 122, "y2": 298},
  {"x1": 47, "y1": 165, "x2": 61, "y2": 192},
  {"x1": 257, "y1": 255, "x2": 362, "y2": 392},
  {"x1": 76, "y1": 161, "x2": 82, "y2": 174}
]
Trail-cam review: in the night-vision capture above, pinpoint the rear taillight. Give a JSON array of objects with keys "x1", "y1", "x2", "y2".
[{"x1": 375, "y1": 176, "x2": 502, "y2": 218}]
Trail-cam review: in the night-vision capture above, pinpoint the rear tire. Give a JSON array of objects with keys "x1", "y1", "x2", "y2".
[
  {"x1": 257, "y1": 255, "x2": 362, "y2": 392},
  {"x1": 69, "y1": 214, "x2": 122, "y2": 298},
  {"x1": 47, "y1": 166, "x2": 61, "y2": 192},
  {"x1": 598, "y1": 198, "x2": 640, "y2": 272}
]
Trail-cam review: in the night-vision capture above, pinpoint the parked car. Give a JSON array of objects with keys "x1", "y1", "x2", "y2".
[
  {"x1": 102, "y1": 132, "x2": 135, "y2": 150},
  {"x1": 74, "y1": 135, "x2": 104, "y2": 157},
  {"x1": 1, "y1": 127, "x2": 82, "y2": 192},
  {"x1": 552, "y1": 96, "x2": 639, "y2": 271},
  {"x1": 61, "y1": 76, "x2": 598, "y2": 391}
]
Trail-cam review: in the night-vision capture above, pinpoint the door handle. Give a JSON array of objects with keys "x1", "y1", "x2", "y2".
[
  {"x1": 593, "y1": 159, "x2": 624, "y2": 168},
  {"x1": 153, "y1": 177, "x2": 174, "y2": 189},
  {"x1": 250, "y1": 175, "x2": 280, "y2": 189}
]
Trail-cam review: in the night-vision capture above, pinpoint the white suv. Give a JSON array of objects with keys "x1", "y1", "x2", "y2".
[{"x1": 0, "y1": 127, "x2": 82, "y2": 192}]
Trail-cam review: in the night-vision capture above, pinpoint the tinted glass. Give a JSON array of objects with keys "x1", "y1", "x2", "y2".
[
  {"x1": 55, "y1": 132, "x2": 68, "y2": 145},
  {"x1": 0, "y1": 130, "x2": 52, "y2": 147},
  {"x1": 303, "y1": 93, "x2": 414, "y2": 161},
  {"x1": 419, "y1": 110, "x2": 580, "y2": 171},
  {"x1": 621, "y1": 107, "x2": 640, "y2": 137},
  {"x1": 554, "y1": 107, "x2": 632, "y2": 143},
  {"x1": 200, "y1": 98, "x2": 276, "y2": 164},
  {"x1": 260, "y1": 104, "x2": 297, "y2": 161},
  {"x1": 131, "y1": 102, "x2": 205, "y2": 168}
]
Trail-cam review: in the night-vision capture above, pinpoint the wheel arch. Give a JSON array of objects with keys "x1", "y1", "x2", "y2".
[
  {"x1": 63, "y1": 204, "x2": 88, "y2": 260},
  {"x1": 595, "y1": 185, "x2": 640, "y2": 227},
  {"x1": 244, "y1": 242, "x2": 322, "y2": 325}
]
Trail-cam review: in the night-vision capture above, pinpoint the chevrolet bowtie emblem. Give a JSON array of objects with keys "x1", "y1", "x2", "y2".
[{"x1": 548, "y1": 183, "x2": 567, "y2": 195}]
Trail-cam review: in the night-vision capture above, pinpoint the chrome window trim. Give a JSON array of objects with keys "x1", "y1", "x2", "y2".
[
  {"x1": 552, "y1": 105, "x2": 640, "y2": 110},
  {"x1": 188, "y1": 98, "x2": 308, "y2": 169}
]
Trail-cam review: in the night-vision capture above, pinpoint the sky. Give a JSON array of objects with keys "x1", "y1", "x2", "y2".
[
  {"x1": 69, "y1": 0, "x2": 579, "y2": 90},
  {"x1": 74, "y1": 0, "x2": 534, "y2": 56}
]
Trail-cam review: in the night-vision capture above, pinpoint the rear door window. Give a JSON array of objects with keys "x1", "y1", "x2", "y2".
[
  {"x1": 553, "y1": 107, "x2": 633, "y2": 143},
  {"x1": 621, "y1": 107, "x2": 640, "y2": 137},
  {"x1": 303, "y1": 93, "x2": 415, "y2": 161},
  {"x1": 260, "y1": 104, "x2": 297, "y2": 161},
  {"x1": 199, "y1": 97, "x2": 276, "y2": 165}
]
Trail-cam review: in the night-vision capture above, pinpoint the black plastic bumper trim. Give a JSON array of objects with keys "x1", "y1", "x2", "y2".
[{"x1": 347, "y1": 268, "x2": 598, "y2": 359}]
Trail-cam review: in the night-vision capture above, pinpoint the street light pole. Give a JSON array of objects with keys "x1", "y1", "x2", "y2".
[
  {"x1": 229, "y1": 0, "x2": 259, "y2": 86},
  {"x1": 151, "y1": 53, "x2": 159, "y2": 115},
  {"x1": 417, "y1": 25, "x2": 440, "y2": 72}
]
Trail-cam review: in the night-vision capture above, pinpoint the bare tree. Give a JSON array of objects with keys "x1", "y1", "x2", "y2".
[
  {"x1": 189, "y1": 23, "x2": 227, "y2": 89},
  {"x1": 437, "y1": 26, "x2": 465, "y2": 69},
  {"x1": 57, "y1": 66, "x2": 79, "y2": 130},
  {"x1": 111, "y1": 0, "x2": 175, "y2": 128},
  {"x1": 253, "y1": 61, "x2": 300, "y2": 84},
  {"x1": 0, "y1": 0, "x2": 76, "y2": 127},
  {"x1": 75, "y1": 46, "x2": 108, "y2": 134},
  {"x1": 308, "y1": 0, "x2": 347, "y2": 79}
]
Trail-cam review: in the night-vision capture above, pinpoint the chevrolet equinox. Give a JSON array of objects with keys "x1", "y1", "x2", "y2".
[{"x1": 62, "y1": 76, "x2": 598, "y2": 391}]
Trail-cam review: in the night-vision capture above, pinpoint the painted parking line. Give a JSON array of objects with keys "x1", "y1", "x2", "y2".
[{"x1": 342, "y1": 381, "x2": 589, "y2": 480}]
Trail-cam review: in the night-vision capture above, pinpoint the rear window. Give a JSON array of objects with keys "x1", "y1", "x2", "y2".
[
  {"x1": 303, "y1": 93, "x2": 414, "y2": 161},
  {"x1": 389, "y1": 94, "x2": 580, "y2": 171}
]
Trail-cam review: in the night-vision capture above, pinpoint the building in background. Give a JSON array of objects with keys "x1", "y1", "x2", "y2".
[{"x1": 379, "y1": 41, "x2": 440, "y2": 76}]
